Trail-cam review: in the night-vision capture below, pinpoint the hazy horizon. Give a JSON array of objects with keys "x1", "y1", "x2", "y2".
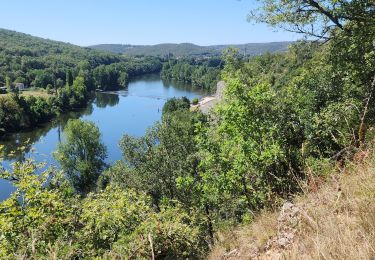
[
  {"x1": 0, "y1": 0, "x2": 300, "y2": 46},
  {"x1": 88, "y1": 41, "x2": 295, "y2": 48}
]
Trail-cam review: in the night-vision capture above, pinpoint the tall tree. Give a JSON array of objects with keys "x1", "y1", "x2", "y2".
[
  {"x1": 54, "y1": 119, "x2": 107, "y2": 194},
  {"x1": 66, "y1": 69, "x2": 73, "y2": 86},
  {"x1": 5, "y1": 76, "x2": 11, "y2": 88}
]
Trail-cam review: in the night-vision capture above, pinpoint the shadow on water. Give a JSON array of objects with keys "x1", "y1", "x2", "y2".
[
  {"x1": 0, "y1": 104, "x2": 94, "y2": 162},
  {"x1": 0, "y1": 90, "x2": 128, "y2": 162},
  {"x1": 162, "y1": 78, "x2": 205, "y2": 93}
]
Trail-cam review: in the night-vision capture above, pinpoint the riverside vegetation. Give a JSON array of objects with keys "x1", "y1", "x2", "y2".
[{"x1": 0, "y1": 0, "x2": 374, "y2": 258}]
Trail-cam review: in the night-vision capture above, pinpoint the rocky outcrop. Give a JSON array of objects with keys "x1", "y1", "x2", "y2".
[
  {"x1": 266, "y1": 202, "x2": 301, "y2": 251},
  {"x1": 191, "y1": 81, "x2": 225, "y2": 114}
]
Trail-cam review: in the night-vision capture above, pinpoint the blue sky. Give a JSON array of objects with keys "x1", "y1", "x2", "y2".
[{"x1": 0, "y1": 0, "x2": 299, "y2": 46}]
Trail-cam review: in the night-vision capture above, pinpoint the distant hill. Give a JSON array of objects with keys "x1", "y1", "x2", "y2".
[
  {"x1": 89, "y1": 42, "x2": 293, "y2": 57},
  {"x1": 0, "y1": 28, "x2": 162, "y2": 91}
]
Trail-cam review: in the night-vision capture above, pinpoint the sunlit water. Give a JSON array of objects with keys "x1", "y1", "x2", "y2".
[{"x1": 0, "y1": 74, "x2": 207, "y2": 200}]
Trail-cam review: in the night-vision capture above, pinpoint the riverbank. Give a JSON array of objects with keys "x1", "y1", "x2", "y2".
[{"x1": 191, "y1": 81, "x2": 225, "y2": 114}]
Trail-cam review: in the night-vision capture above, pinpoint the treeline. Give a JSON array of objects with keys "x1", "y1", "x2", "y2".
[
  {"x1": 92, "y1": 58, "x2": 162, "y2": 91},
  {"x1": 161, "y1": 57, "x2": 222, "y2": 92},
  {"x1": 90, "y1": 42, "x2": 291, "y2": 57}
]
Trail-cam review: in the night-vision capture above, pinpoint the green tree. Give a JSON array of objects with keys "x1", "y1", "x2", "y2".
[
  {"x1": 56, "y1": 78, "x2": 64, "y2": 88},
  {"x1": 54, "y1": 119, "x2": 107, "y2": 194},
  {"x1": 5, "y1": 76, "x2": 11, "y2": 88},
  {"x1": 0, "y1": 160, "x2": 206, "y2": 259},
  {"x1": 14, "y1": 76, "x2": 26, "y2": 84},
  {"x1": 66, "y1": 69, "x2": 73, "y2": 86},
  {"x1": 0, "y1": 160, "x2": 76, "y2": 258},
  {"x1": 162, "y1": 97, "x2": 190, "y2": 115},
  {"x1": 249, "y1": 0, "x2": 374, "y2": 39}
]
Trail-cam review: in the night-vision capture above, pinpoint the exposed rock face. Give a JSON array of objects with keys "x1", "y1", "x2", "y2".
[
  {"x1": 215, "y1": 81, "x2": 226, "y2": 100},
  {"x1": 195, "y1": 81, "x2": 226, "y2": 114},
  {"x1": 265, "y1": 202, "x2": 301, "y2": 253}
]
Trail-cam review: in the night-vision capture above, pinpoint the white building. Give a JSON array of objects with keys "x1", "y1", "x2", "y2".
[{"x1": 15, "y1": 83, "x2": 26, "y2": 90}]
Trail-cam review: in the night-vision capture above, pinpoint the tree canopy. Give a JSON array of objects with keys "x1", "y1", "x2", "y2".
[{"x1": 249, "y1": 0, "x2": 375, "y2": 39}]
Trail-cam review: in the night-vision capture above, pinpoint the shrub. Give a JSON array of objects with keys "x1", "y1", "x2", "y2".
[{"x1": 191, "y1": 97, "x2": 199, "y2": 105}]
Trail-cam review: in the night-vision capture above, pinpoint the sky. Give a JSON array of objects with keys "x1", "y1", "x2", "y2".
[{"x1": 0, "y1": 0, "x2": 300, "y2": 46}]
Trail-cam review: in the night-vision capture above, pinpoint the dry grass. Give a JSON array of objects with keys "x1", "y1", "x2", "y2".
[
  {"x1": 209, "y1": 150, "x2": 375, "y2": 259},
  {"x1": 0, "y1": 89, "x2": 53, "y2": 99},
  {"x1": 19, "y1": 89, "x2": 54, "y2": 98}
]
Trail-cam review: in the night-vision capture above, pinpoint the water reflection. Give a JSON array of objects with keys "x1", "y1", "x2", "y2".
[
  {"x1": 94, "y1": 93, "x2": 120, "y2": 108},
  {"x1": 1, "y1": 104, "x2": 94, "y2": 161}
]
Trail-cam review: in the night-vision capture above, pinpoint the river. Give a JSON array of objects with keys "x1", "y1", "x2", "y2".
[{"x1": 0, "y1": 74, "x2": 207, "y2": 200}]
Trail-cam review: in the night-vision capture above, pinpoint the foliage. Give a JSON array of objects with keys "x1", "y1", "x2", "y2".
[
  {"x1": 110, "y1": 203, "x2": 205, "y2": 259},
  {"x1": 114, "y1": 108, "x2": 204, "y2": 205},
  {"x1": 161, "y1": 58, "x2": 221, "y2": 92},
  {"x1": 93, "y1": 57, "x2": 162, "y2": 91},
  {"x1": 192, "y1": 97, "x2": 199, "y2": 105},
  {"x1": 162, "y1": 96, "x2": 191, "y2": 115},
  {"x1": 78, "y1": 186, "x2": 152, "y2": 256},
  {"x1": 0, "y1": 94, "x2": 23, "y2": 134},
  {"x1": 54, "y1": 119, "x2": 107, "y2": 194},
  {"x1": 196, "y1": 81, "x2": 304, "y2": 219},
  {"x1": 0, "y1": 161, "x2": 206, "y2": 259},
  {"x1": 0, "y1": 76, "x2": 88, "y2": 138},
  {"x1": 0, "y1": 160, "x2": 77, "y2": 259},
  {"x1": 249, "y1": 0, "x2": 375, "y2": 39}
]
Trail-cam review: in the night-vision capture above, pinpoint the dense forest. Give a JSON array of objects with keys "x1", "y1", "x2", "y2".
[
  {"x1": 0, "y1": 0, "x2": 374, "y2": 258},
  {"x1": 0, "y1": 29, "x2": 162, "y2": 90},
  {"x1": 90, "y1": 42, "x2": 292, "y2": 57}
]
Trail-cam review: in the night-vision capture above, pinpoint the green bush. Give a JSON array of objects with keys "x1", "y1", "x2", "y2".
[
  {"x1": 110, "y1": 205, "x2": 205, "y2": 259},
  {"x1": 191, "y1": 97, "x2": 199, "y2": 105}
]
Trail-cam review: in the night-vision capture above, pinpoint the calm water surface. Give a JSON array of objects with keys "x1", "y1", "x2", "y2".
[{"x1": 0, "y1": 74, "x2": 207, "y2": 200}]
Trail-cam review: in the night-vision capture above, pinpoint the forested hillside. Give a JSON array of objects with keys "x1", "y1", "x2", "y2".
[
  {"x1": 0, "y1": 28, "x2": 119, "y2": 87},
  {"x1": 90, "y1": 42, "x2": 292, "y2": 57},
  {"x1": 0, "y1": 28, "x2": 162, "y2": 90},
  {"x1": 0, "y1": 0, "x2": 374, "y2": 258}
]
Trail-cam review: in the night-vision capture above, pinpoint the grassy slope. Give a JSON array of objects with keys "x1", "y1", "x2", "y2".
[
  {"x1": 210, "y1": 146, "x2": 375, "y2": 259},
  {"x1": 0, "y1": 89, "x2": 53, "y2": 98}
]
